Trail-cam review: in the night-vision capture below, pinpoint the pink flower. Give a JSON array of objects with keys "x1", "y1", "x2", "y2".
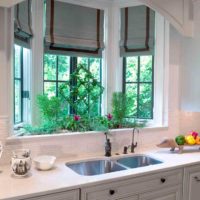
[
  {"x1": 74, "y1": 115, "x2": 81, "y2": 121},
  {"x1": 107, "y1": 113, "x2": 113, "y2": 120}
]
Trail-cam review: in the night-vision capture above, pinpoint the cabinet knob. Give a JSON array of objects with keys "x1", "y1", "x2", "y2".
[
  {"x1": 194, "y1": 176, "x2": 200, "y2": 182},
  {"x1": 160, "y1": 178, "x2": 166, "y2": 183},
  {"x1": 109, "y1": 189, "x2": 115, "y2": 195}
]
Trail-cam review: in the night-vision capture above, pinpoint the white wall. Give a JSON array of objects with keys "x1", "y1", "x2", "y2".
[
  {"x1": 0, "y1": 8, "x2": 12, "y2": 143},
  {"x1": 179, "y1": 0, "x2": 200, "y2": 133},
  {"x1": 181, "y1": 1, "x2": 200, "y2": 112}
]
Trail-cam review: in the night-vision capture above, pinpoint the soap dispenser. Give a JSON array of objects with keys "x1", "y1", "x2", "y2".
[{"x1": 105, "y1": 132, "x2": 112, "y2": 157}]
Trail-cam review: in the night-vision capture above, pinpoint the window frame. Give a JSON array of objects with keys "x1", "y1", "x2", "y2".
[
  {"x1": 43, "y1": 54, "x2": 103, "y2": 116},
  {"x1": 14, "y1": 45, "x2": 24, "y2": 124},
  {"x1": 122, "y1": 55, "x2": 154, "y2": 119},
  {"x1": 13, "y1": 44, "x2": 31, "y2": 129},
  {"x1": 43, "y1": 55, "x2": 70, "y2": 97}
]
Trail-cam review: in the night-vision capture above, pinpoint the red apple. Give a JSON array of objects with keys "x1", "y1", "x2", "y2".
[{"x1": 191, "y1": 131, "x2": 198, "y2": 139}]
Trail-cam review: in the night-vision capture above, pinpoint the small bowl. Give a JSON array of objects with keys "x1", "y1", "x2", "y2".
[{"x1": 33, "y1": 155, "x2": 56, "y2": 171}]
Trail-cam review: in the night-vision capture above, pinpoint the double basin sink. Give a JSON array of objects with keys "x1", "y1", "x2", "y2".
[{"x1": 66, "y1": 155, "x2": 162, "y2": 176}]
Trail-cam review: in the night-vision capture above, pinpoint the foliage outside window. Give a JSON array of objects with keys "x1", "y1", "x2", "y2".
[
  {"x1": 14, "y1": 44, "x2": 31, "y2": 126},
  {"x1": 123, "y1": 56, "x2": 154, "y2": 119},
  {"x1": 14, "y1": 45, "x2": 23, "y2": 124},
  {"x1": 23, "y1": 55, "x2": 145, "y2": 135},
  {"x1": 44, "y1": 54, "x2": 102, "y2": 116}
]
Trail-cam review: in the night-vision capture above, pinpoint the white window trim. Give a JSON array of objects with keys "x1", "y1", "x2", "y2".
[
  {"x1": 149, "y1": 13, "x2": 169, "y2": 127},
  {"x1": 108, "y1": 4, "x2": 170, "y2": 128},
  {"x1": 10, "y1": 1, "x2": 170, "y2": 138}
]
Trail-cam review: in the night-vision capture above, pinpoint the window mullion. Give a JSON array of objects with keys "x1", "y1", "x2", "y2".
[
  {"x1": 137, "y1": 56, "x2": 140, "y2": 119},
  {"x1": 20, "y1": 47, "x2": 23, "y2": 123},
  {"x1": 56, "y1": 56, "x2": 59, "y2": 97},
  {"x1": 151, "y1": 56, "x2": 154, "y2": 119},
  {"x1": 99, "y1": 58, "x2": 102, "y2": 115},
  {"x1": 122, "y1": 58, "x2": 126, "y2": 93},
  {"x1": 88, "y1": 58, "x2": 90, "y2": 116},
  {"x1": 69, "y1": 57, "x2": 77, "y2": 115}
]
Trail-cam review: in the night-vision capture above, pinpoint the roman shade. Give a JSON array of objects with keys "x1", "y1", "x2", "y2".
[
  {"x1": 120, "y1": 5, "x2": 155, "y2": 57},
  {"x1": 14, "y1": 0, "x2": 33, "y2": 48},
  {"x1": 45, "y1": 0, "x2": 104, "y2": 57}
]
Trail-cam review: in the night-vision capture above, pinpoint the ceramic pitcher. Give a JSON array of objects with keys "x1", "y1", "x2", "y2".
[{"x1": 11, "y1": 149, "x2": 32, "y2": 177}]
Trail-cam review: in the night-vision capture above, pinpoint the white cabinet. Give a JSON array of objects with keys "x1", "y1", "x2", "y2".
[
  {"x1": 139, "y1": 185, "x2": 182, "y2": 200},
  {"x1": 118, "y1": 196, "x2": 138, "y2": 200},
  {"x1": 183, "y1": 164, "x2": 200, "y2": 200},
  {"x1": 24, "y1": 190, "x2": 79, "y2": 200},
  {"x1": 81, "y1": 169, "x2": 182, "y2": 200}
]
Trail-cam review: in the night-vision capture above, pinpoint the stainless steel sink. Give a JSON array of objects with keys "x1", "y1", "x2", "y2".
[
  {"x1": 66, "y1": 159, "x2": 126, "y2": 176},
  {"x1": 66, "y1": 155, "x2": 162, "y2": 176},
  {"x1": 116, "y1": 155, "x2": 162, "y2": 169}
]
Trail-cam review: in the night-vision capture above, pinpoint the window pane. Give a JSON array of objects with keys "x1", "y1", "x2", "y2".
[
  {"x1": 44, "y1": 82, "x2": 56, "y2": 98},
  {"x1": 58, "y1": 56, "x2": 70, "y2": 81},
  {"x1": 14, "y1": 80, "x2": 22, "y2": 123},
  {"x1": 58, "y1": 82, "x2": 69, "y2": 97},
  {"x1": 58, "y1": 82, "x2": 69, "y2": 114},
  {"x1": 90, "y1": 98, "x2": 101, "y2": 116},
  {"x1": 14, "y1": 45, "x2": 21, "y2": 78},
  {"x1": 138, "y1": 83, "x2": 153, "y2": 119},
  {"x1": 89, "y1": 58, "x2": 101, "y2": 81},
  {"x1": 77, "y1": 57, "x2": 89, "y2": 69},
  {"x1": 126, "y1": 57, "x2": 138, "y2": 82},
  {"x1": 44, "y1": 54, "x2": 57, "y2": 80},
  {"x1": 140, "y1": 56, "x2": 153, "y2": 82},
  {"x1": 126, "y1": 83, "x2": 137, "y2": 117}
]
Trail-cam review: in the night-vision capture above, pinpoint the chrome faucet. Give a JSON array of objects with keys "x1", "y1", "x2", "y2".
[
  {"x1": 104, "y1": 132, "x2": 112, "y2": 157},
  {"x1": 123, "y1": 128, "x2": 139, "y2": 154}
]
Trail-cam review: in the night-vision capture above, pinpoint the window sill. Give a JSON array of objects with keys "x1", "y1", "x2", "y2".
[{"x1": 7, "y1": 125, "x2": 168, "y2": 143}]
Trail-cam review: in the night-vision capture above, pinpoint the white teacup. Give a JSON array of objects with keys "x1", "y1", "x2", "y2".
[{"x1": 11, "y1": 149, "x2": 31, "y2": 177}]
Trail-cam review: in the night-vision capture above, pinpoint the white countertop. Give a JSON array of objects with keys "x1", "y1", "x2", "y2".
[{"x1": 1, "y1": 148, "x2": 200, "y2": 200}]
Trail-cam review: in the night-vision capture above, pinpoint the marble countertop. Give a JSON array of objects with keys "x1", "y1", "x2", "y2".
[{"x1": 1, "y1": 148, "x2": 200, "y2": 200}]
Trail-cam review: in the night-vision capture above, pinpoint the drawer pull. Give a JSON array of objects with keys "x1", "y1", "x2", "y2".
[
  {"x1": 194, "y1": 176, "x2": 200, "y2": 182},
  {"x1": 109, "y1": 190, "x2": 115, "y2": 195},
  {"x1": 160, "y1": 178, "x2": 166, "y2": 183}
]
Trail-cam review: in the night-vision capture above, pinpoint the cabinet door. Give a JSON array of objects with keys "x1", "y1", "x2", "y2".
[
  {"x1": 184, "y1": 164, "x2": 200, "y2": 200},
  {"x1": 118, "y1": 196, "x2": 138, "y2": 200},
  {"x1": 139, "y1": 185, "x2": 182, "y2": 200},
  {"x1": 24, "y1": 190, "x2": 79, "y2": 200}
]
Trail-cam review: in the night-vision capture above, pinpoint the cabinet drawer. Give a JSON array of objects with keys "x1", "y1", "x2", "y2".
[
  {"x1": 119, "y1": 195, "x2": 139, "y2": 200},
  {"x1": 139, "y1": 185, "x2": 182, "y2": 200},
  {"x1": 24, "y1": 189, "x2": 79, "y2": 200},
  {"x1": 82, "y1": 169, "x2": 183, "y2": 200}
]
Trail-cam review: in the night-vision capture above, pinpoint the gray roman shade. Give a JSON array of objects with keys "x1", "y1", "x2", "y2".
[
  {"x1": 120, "y1": 5, "x2": 155, "y2": 57},
  {"x1": 45, "y1": 0, "x2": 104, "y2": 57},
  {"x1": 14, "y1": 0, "x2": 33, "y2": 49}
]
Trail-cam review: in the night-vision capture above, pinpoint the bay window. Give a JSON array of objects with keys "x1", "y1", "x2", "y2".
[
  {"x1": 12, "y1": 0, "x2": 168, "y2": 135},
  {"x1": 121, "y1": 5, "x2": 155, "y2": 120}
]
